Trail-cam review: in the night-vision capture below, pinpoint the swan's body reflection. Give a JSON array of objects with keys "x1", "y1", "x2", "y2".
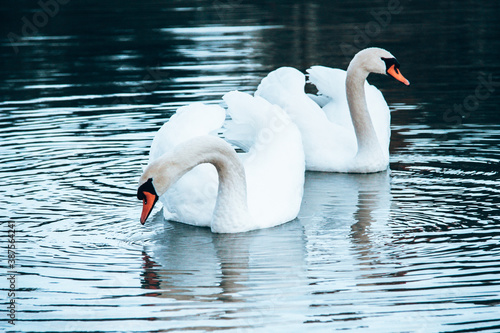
[
  {"x1": 300, "y1": 170, "x2": 391, "y2": 269},
  {"x1": 300, "y1": 170, "x2": 396, "y2": 322},
  {"x1": 300, "y1": 170, "x2": 390, "y2": 227},
  {"x1": 140, "y1": 212, "x2": 308, "y2": 326},
  {"x1": 139, "y1": 170, "x2": 392, "y2": 325}
]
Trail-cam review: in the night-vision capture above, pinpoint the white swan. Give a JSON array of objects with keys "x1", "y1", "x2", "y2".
[
  {"x1": 255, "y1": 47, "x2": 409, "y2": 173},
  {"x1": 137, "y1": 91, "x2": 305, "y2": 233}
]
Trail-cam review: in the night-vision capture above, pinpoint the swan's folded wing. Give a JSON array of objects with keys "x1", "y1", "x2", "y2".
[
  {"x1": 223, "y1": 91, "x2": 289, "y2": 153},
  {"x1": 307, "y1": 66, "x2": 347, "y2": 101},
  {"x1": 307, "y1": 66, "x2": 354, "y2": 128},
  {"x1": 255, "y1": 67, "x2": 328, "y2": 125},
  {"x1": 149, "y1": 103, "x2": 226, "y2": 162},
  {"x1": 223, "y1": 90, "x2": 305, "y2": 227},
  {"x1": 255, "y1": 67, "x2": 307, "y2": 111}
]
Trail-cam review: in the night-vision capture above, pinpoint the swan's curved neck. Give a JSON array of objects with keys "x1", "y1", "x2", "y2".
[
  {"x1": 144, "y1": 136, "x2": 250, "y2": 232},
  {"x1": 345, "y1": 64, "x2": 380, "y2": 156}
]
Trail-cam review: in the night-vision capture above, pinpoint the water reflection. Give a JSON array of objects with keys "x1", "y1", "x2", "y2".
[
  {"x1": 300, "y1": 171, "x2": 394, "y2": 273},
  {"x1": 139, "y1": 213, "x2": 309, "y2": 328},
  {"x1": 137, "y1": 171, "x2": 397, "y2": 326},
  {"x1": 140, "y1": 218, "x2": 252, "y2": 304},
  {"x1": 300, "y1": 170, "x2": 390, "y2": 243}
]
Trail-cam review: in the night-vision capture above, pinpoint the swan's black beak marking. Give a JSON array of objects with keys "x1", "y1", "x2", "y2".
[
  {"x1": 138, "y1": 178, "x2": 159, "y2": 225},
  {"x1": 382, "y1": 57, "x2": 410, "y2": 86}
]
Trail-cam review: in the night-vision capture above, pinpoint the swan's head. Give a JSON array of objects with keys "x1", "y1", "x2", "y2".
[
  {"x1": 137, "y1": 177, "x2": 159, "y2": 225},
  {"x1": 350, "y1": 47, "x2": 410, "y2": 86},
  {"x1": 137, "y1": 147, "x2": 198, "y2": 225},
  {"x1": 137, "y1": 159, "x2": 177, "y2": 225}
]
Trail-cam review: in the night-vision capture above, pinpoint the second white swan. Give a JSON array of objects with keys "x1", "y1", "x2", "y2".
[{"x1": 255, "y1": 47, "x2": 410, "y2": 173}]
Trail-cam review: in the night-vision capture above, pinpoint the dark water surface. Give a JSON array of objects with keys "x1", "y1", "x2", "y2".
[{"x1": 1, "y1": 1, "x2": 500, "y2": 332}]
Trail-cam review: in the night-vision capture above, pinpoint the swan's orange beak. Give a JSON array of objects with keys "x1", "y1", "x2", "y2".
[
  {"x1": 140, "y1": 191, "x2": 158, "y2": 225},
  {"x1": 387, "y1": 64, "x2": 410, "y2": 86}
]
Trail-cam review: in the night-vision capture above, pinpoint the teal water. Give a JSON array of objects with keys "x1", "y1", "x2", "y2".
[{"x1": 1, "y1": 1, "x2": 500, "y2": 332}]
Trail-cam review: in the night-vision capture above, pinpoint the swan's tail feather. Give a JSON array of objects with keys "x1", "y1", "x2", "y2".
[{"x1": 150, "y1": 103, "x2": 225, "y2": 162}]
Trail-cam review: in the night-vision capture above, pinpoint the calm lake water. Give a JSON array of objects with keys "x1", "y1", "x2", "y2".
[{"x1": 1, "y1": 0, "x2": 500, "y2": 332}]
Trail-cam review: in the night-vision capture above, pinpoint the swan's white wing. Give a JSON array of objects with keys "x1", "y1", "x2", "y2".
[
  {"x1": 224, "y1": 91, "x2": 290, "y2": 154},
  {"x1": 307, "y1": 66, "x2": 351, "y2": 127},
  {"x1": 307, "y1": 66, "x2": 347, "y2": 100},
  {"x1": 149, "y1": 103, "x2": 226, "y2": 162},
  {"x1": 255, "y1": 67, "x2": 326, "y2": 119},
  {"x1": 149, "y1": 103, "x2": 225, "y2": 227},
  {"x1": 223, "y1": 91, "x2": 305, "y2": 228}
]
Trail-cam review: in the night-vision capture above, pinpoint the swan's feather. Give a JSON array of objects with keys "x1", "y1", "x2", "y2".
[
  {"x1": 306, "y1": 93, "x2": 331, "y2": 108},
  {"x1": 224, "y1": 91, "x2": 290, "y2": 153},
  {"x1": 307, "y1": 66, "x2": 347, "y2": 101},
  {"x1": 149, "y1": 103, "x2": 225, "y2": 163},
  {"x1": 307, "y1": 66, "x2": 351, "y2": 126}
]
